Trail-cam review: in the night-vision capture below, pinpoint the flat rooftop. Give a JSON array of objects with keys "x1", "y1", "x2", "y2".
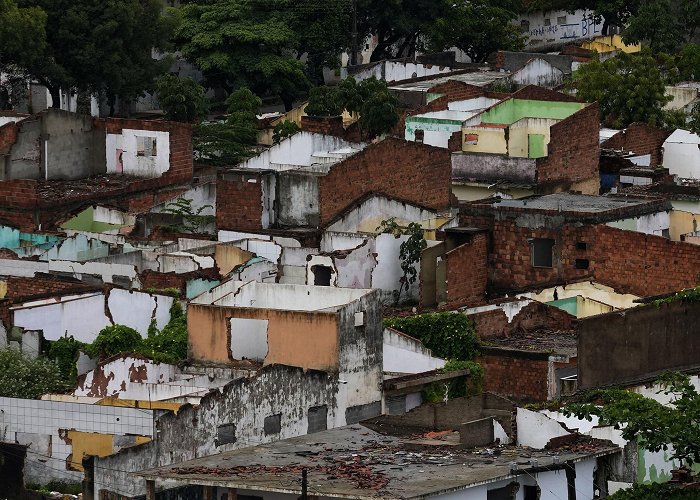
[
  {"x1": 493, "y1": 193, "x2": 668, "y2": 214},
  {"x1": 484, "y1": 330, "x2": 577, "y2": 357},
  {"x1": 138, "y1": 424, "x2": 618, "y2": 499}
]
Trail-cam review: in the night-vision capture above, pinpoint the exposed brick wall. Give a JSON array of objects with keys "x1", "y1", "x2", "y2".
[
  {"x1": 470, "y1": 215, "x2": 700, "y2": 296},
  {"x1": 536, "y1": 103, "x2": 600, "y2": 187},
  {"x1": 318, "y1": 137, "x2": 452, "y2": 225},
  {"x1": 140, "y1": 268, "x2": 219, "y2": 296},
  {"x1": 512, "y1": 85, "x2": 581, "y2": 103},
  {"x1": 477, "y1": 351, "x2": 550, "y2": 402},
  {"x1": 444, "y1": 233, "x2": 488, "y2": 309},
  {"x1": 468, "y1": 301, "x2": 576, "y2": 338},
  {"x1": 0, "y1": 180, "x2": 39, "y2": 209},
  {"x1": 216, "y1": 172, "x2": 264, "y2": 231},
  {"x1": 93, "y1": 118, "x2": 193, "y2": 185},
  {"x1": 300, "y1": 116, "x2": 345, "y2": 137},
  {"x1": 601, "y1": 122, "x2": 671, "y2": 167},
  {"x1": 0, "y1": 121, "x2": 19, "y2": 153},
  {"x1": 427, "y1": 81, "x2": 487, "y2": 101}
]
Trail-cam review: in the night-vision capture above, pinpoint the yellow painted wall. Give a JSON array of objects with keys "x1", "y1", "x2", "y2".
[
  {"x1": 96, "y1": 397, "x2": 184, "y2": 414},
  {"x1": 462, "y1": 127, "x2": 507, "y2": 154},
  {"x1": 576, "y1": 296, "x2": 614, "y2": 318},
  {"x1": 670, "y1": 210, "x2": 700, "y2": 241},
  {"x1": 66, "y1": 430, "x2": 151, "y2": 471},
  {"x1": 356, "y1": 216, "x2": 450, "y2": 235},
  {"x1": 507, "y1": 118, "x2": 556, "y2": 158},
  {"x1": 452, "y1": 184, "x2": 534, "y2": 202},
  {"x1": 582, "y1": 35, "x2": 640, "y2": 53},
  {"x1": 0, "y1": 280, "x2": 7, "y2": 299},
  {"x1": 521, "y1": 281, "x2": 640, "y2": 310},
  {"x1": 215, "y1": 245, "x2": 256, "y2": 275}
]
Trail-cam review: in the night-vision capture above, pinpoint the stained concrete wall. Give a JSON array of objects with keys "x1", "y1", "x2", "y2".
[
  {"x1": 383, "y1": 327, "x2": 445, "y2": 374},
  {"x1": 12, "y1": 288, "x2": 174, "y2": 343},
  {"x1": 578, "y1": 300, "x2": 700, "y2": 389},
  {"x1": 0, "y1": 396, "x2": 153, "y2": 487},
  {"x1": 275, "y1": 172, "x2": 320, "y2": 226},
  {"x1": 452, "y1": 152, "x2": 537, "y2": 183}
]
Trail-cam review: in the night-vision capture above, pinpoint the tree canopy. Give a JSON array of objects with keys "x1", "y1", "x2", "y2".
[
  {"x1": 14, "y1": 0, "x2": 173, "y2": 112},
  {"x1": 565, "y1": 372, "x2": 700, "y2": 466},
  {"x1": 156, "y1": 74, "x2": 209, "y2": 123},
  {"x1": 571, "y1": 51, "x2": 669, "y2": 129}
]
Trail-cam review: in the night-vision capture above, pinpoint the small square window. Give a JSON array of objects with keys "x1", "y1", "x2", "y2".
[
  {"x1": 136, "y1": 136, "x2": 157, "y2": 157},
  {"x1": 531, "y1": 238, "x2": 554, "y2": 268},
  {"x1": 557, "y1": 16, "x2": 567, "y2": 24},
  {"x1": 575, "y1": 259, "x2": 589, "y2": 270},
  {"x1": 217, "y1": 423, "x2": 236, "y2": 445},
  {"x1": 544, "y1": 18, "x2": 551, "y2": 26},
  {"x1": 576, "y1": 241, "x2": 587, "y2": 250}
]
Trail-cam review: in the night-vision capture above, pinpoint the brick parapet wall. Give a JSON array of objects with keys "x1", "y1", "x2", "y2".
[
  {"x1": 318, "y1": 137, "x2": 452, "y2": 225},
  {"x1": 535, "y1": 103, "x2": 600, "y2": 186},
  {"x1": 140, "y1": 268, "x2": 219, "y2": 296},
  {"x1": 0, "y1": 121, "x2": 19, "y2": 153},
  {"x1": 601, "y1": 122, "x2": 671, "y2": 167},
  {"x1": 216, "y1": 172, "x2": 264, "y2": 231},
  {"x1": 443, "y1": 233, "x2": 488, "y2": 309},
  {"x1": 467, "y1": 301, "x2": 576, "y2": 338},
  {"x1": 512, "y1": 85, "x2": 582, "y2": 103},
  {"x1": 476, "y1": 351, "x2": 551, "y2": 402}
]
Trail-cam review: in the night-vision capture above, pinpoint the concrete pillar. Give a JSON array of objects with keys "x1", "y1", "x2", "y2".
[{"x1": 145, "y1": 480, "x2": 155, "y2": 500}]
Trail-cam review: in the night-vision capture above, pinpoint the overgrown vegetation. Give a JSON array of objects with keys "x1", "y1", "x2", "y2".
[
  {"x1": 47, "y1": 336, "x2": 86, "y2": 386},
  {"x1": 0, "y1": 348, "x2": 71, "y2": 399},
  {"x1": 653, "y1": 286, "x2": 700, "y2": 307},
  {"x1": 564, "y1": 372, "x2": 700, "y2": 466},
  {"x1": 306, "y1": 77, "x2": 399, "y2": 139},
  {"x1": 272, "y1": 120, "x2": 300, "y2": 145},
  {"x1": 423, "y1": 359, "x2": 485, "y2": 402},
  {"x1": 26, "y1": 481, "x2": 82, "y2": 495},
  {"x1": 156, "y1": 74, "x2": 209, "y2": 123},
  {"x1": 385, "y1": 312, "x2": 480, "y2": 361},
  {"x1": 608, "y1": 482, "x2": 700, "y2": 500},
  {"x1": 161, "y1": 197, "x2": 215, "y2": 234},
  {"x1": 377, "y1": 217, "x2": 427, "y2": 305}
]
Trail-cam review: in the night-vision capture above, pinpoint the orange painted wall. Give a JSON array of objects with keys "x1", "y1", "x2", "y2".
[{"x1": 188, "y1": 304, "x2": 339, "y2": 371}]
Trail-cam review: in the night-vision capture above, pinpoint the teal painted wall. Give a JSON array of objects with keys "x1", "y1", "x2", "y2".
[
  {"x1": 480, "y1": 99, "x2": 584, "y2": 125},
  {"x1": 547, "y1": 296, "x2": 578, "y2": 316},
  {"x1": 186, "y1": 279, "x2": 220, "y2": 299},
  {"x1": 0, "y1": 225, "x2": 61, "y2": 249}
]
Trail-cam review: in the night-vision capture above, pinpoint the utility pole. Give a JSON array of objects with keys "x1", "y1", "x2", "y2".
[{"x1": 351, "y1": 0, "x2": 359, "y2": 66}]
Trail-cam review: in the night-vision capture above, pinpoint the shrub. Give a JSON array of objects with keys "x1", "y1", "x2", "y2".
[
  {"x1": 87, "y1": 325, "x2": 142, "y2": 360},
  {"x1": 0, "y1": 348, "x2": 72, "y2": 398},
  {"x1": 609, "y1": 483, "x2": 699, "y2": 499},
  {"x1": 384, "y1": 312, "x2": 479, "y2": 361},
  {"x1": 47, "y1": 336, "x2": 87, "y2": 385},
  {"x1": 422, "y1": 359, "x2": 484, "y2": 402}
]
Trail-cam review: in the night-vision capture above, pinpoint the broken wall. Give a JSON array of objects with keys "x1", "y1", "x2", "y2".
[{"x1": 12, "y1": 288, "x2": 174, "y2": 343}]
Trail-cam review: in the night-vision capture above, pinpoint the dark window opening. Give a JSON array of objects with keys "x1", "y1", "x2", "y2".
[
  {"x1": 307, "y1": 405, "x2": 328, "y2": 433},
  {"x1": 264, "y1": 414, "x2": 281, "y2": 435},
  {"x1": 531, "y1": 238, "x2": 555, "y2": 268},
  {"x1": 576, "y1": 241, "x2": 587, "y2": 250},
  {"x1": 312, "y1": 265, "x2": 332, "y2": 286},
  {"x1": 414, "y1": 129, "x2": 424, "y2": 143},
  {"x1": 217, "y1": 423, "x2": 236, "y2": 445},
  {"x1": 575, "y1": 259, "x2": 589, "y2": 270},
  {"x1": 524, "y1": 485, "x2": 540, "y2": 500}
]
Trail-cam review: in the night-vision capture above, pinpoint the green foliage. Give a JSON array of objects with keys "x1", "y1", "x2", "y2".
[
  {"x1": 677, "y1": 44, "x2": 700, "y2": 82},
  {"x1": 609, "y1": 482, "x2": 700, "y2": 500},
  {"x1": 384, "y1": 312, "x2": 480, "y2": 361},
  {"x1": 357, "y1": 78, "x2": 399, "y2": 138},
  {"x1": 47, "y1": 336, "x2": 86, "y2": 385},
  {"x1": 305, "y1": 86, "x2": 344, "y2": 117},
  {"x1": 27, "y1": 481, "x2": 82, "y2": 495},
  {"x1": 422, "y1": 360, "x2": 484, "y2": 402},
  {"x1": 564, "y1": 372, "x2": 700, "y2": 466},
  {"x1": 87, "y1": 325, "x2": 142, "y2": 360},
  {"x1": 145, "y1": 287, "x2": 181, "y2": 298},
  {"x1": 272, "y1": 120, "x2": 300, "y2": 145},
  {"x1": 17, "y1": 0, "x2": 173, "y2": 111},
  {"x1": 622, "y1": 0, "x2": 683, "y2": 53},
  {"x1": 156, "y1": 74, "x2": 209, "y2": 123},
  {"x1": 161, "y1": 197, "x2": 215, "y2": 234},
  {"x1": 140, "y1": 308, "x2": 187, "y2": 364},
  {"x1": 425, "y1": 0, "x2": 524, "y2": 63},
  {"x1": 0, "y1": 0, "x2": 46, "y2": 72},
  {"x1": 172, "y1": 0, "x2": 309, "y2": 109},
  {"x1": 194, "y1": 87, "x2": 261, "y2": 166},
  {"x1": 653, "y1": 286, "x2": 700, "y2": 307},
  {"x1": 0, "y1": 348, "x2": 71, "y2": 398},
  {"x1": 572, "y1": 51, "x2": 670, "y2": 129},
  {"x1": 377, "y1": 217, "x2": 427, "y2": 305}
]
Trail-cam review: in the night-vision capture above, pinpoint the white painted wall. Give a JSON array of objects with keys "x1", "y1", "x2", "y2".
[
  {"x1": 509, "y1": 59, "x2": 565, "y2": 88},
  {"x1": 383, "y1": 328, "x2": 445, "y2": 373},
  {"x1": 663, "y1": 129, "x2": 700, "y2": 179},
  {"x1": 0, "y1": 396, "x2": 153, "y2": 486},
  {"x1": 106, "y1": 129, "x2": 171, "y2": 177},
  {"x1": 12, "y1": 289, "x2": 174, "y2": 343},
  {"x1": 516, "y1": 407, "x2": 571, "y2": 449},
  {"x1": 48, "y1": 260, "x2": 139, "y2": 286},
  {"x1": 607, "y1": 211, "x2": 670, "y2": 237},
  {"x1": 230, "y1": 318, "x2": 269, "y2": 361},
  {"x1": 320, "y1": 231, "x2": 367, "y2": 252},
  {"x1": 520, "y1": 9, "x2": 602, "y2": 49},
  {"x1": 325, "y1": 195, "x2": 439, "y2": 234},
  {"x1": 373, "y1": 233, "x2": 419, "y2": 302},
  {"x1": 237, "y1": 132, "x2": 365, "y2": 171}
]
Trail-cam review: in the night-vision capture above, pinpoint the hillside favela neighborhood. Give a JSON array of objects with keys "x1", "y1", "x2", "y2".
[{"x1": 2, "y1": 0, "x2": 700, "y2": 499}]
